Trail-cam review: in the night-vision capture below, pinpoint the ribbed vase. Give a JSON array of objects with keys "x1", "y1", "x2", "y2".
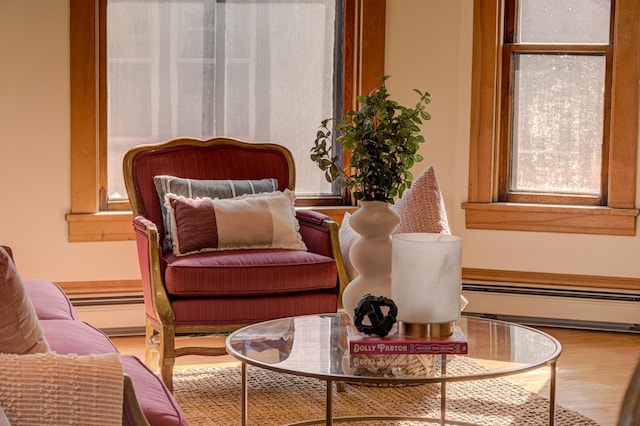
[{"x1": 342, "y1": 200, "x2": 401, "y2": 323}]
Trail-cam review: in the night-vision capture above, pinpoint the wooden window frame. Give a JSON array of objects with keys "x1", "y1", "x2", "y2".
[
  {"x1": 67, "y1": 0, "x2": 386, "y2": 242},
  {"x1": 462, "y1": 0, "x2": 640, "y2": 235}
]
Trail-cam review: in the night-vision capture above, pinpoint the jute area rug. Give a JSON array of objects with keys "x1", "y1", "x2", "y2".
[{"x1": 173, "y1": 359, "x2": 599, "y2": 426}]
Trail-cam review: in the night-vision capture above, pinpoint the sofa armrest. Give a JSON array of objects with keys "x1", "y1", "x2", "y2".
[{"x1": 123, "y1": 374, "x2": 150, "y2": 426}]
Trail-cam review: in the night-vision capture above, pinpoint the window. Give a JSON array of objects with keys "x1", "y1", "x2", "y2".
[
  {"x1": 106, "y1": 0, "x2": 342, "y2": 205},
  {"x1": 463, "y1": 0, "x2": 639, "y2": 235},
  {"x1": 68, "y1": 0, "x2": 386, "y2": 241}
]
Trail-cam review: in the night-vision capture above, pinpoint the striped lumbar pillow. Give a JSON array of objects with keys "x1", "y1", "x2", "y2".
[
  {"x1": 154, "y1": 176, "x2": 278, "y2": 252},
  {"x1": 164, "y1": 189, "x2": 306, "y2": 256}
]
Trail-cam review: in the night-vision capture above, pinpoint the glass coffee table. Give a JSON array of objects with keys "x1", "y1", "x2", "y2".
[{"x1": 225, "y1": 313, "x2": 561, "y2": 426}]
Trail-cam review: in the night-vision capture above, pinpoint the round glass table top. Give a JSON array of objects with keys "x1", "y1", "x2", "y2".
[{"x1": 226, "y1": 313, "x2": 562, "y2": 385}]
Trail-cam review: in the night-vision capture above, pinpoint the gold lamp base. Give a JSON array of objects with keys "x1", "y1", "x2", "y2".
[{"x1": 398, "y1": 321, "x2": 455, "y2": 338}]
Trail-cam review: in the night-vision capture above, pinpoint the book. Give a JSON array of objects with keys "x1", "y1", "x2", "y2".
[
  {"x1": 347, "y1": 324, "x2": 468, "y2": 355},
  {"x1": 346, "y1": 353, "x2": 437, "y2": 378}
]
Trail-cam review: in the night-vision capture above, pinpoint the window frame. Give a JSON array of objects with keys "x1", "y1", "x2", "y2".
[
  {"x1": 462, "y1": 0, "x2": 640, "y2": 235},
  {"x1": 67, "y1": 0, "x2": 386, "y2": 242}
]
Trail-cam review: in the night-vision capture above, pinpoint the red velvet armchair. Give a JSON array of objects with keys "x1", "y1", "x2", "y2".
[{"x1": 123, "y1": 137, "x2": 348, "y2": 391}]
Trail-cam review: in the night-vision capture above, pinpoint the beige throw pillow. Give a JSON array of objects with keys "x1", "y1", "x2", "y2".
[
  {"x1": 0, "y1": 247, "x2": 50, "y2": 354},
  {"x1": 0, "y1": 352, "x2": 124, "y2": 426},
  {"x1": 154, "y1": 176, "x2": 279, "y2": 252},
  {"x1": 165, "y1": 189, "x2": 307, "y2": 255}
]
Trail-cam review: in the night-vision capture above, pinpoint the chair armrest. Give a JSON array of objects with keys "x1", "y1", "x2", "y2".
[
  {"x1": 296, "y1": 209, "x2": 334, "y2": 257},
  {"x1": 132, "y1": 216, "x2": 174, "y2": 326},
  {"x1": 296, "y1": 209, "x2": 350, "y2": 307},
  {"x1": 122, "y1": 374, "x2": 150, "y2": 426}
]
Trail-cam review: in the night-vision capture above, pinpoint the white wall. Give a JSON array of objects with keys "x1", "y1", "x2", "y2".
[
  {"x1": 0, "y1": 1, "x2": 139, "y2": 281},
  {"x1": 0, "y1": 0, "x2": 639, "y2": 285},
  {"x1": 385, "y1": 0, "x2": 640, "y2": 280}
]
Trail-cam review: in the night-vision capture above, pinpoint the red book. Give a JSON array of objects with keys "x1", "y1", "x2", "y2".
[{"x1": 347, "y1": 324, "x2": 468, "y2": 355}]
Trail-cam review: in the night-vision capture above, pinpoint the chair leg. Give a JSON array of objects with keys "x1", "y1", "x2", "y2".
[
  {"x1": 144, "y1": 322, "x2": 158, "y2": 371},
  {"x1": 158, "y1": 324, "x2": 177, "y2": 393}
]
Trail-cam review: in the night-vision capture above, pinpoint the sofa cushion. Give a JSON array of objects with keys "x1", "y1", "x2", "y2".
[
  {"x1": 0, "y1": 352, "x2": 123, "y2": 426},
  {"x1": 154, "y1": 175, "x2": 278, "y2": 252},
  {"x1": 171, "y1": 292, "x2": 338, "y2": 327},
  {"x1": 165, "y1": 189, "x2": 306, "y2": 255},
  {"x1": 121, "y1": 355, "x2": 189, "y2": 426},
  {"x1": 164, "y1": 249, "x2": 337, "y2": 297},
  {"x1": 23, "y1": 279, "x2": 77, "y2": 320},
  {"x1": 0, "y1": 247, "x2": 50, "y2": 354},
  {"x1": 40, "y1": 320, "x2": 119, "y2": 355}
]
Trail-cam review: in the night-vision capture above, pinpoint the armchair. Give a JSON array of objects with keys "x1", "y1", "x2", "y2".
[{"x1": 123, "y1": 137, "x2": 348, "y2": 391}]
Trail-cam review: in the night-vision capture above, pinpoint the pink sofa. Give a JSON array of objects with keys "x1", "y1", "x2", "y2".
[
  {"x1": 24, "y1": 278, "x2": 189, "y2": 425},
  {"x1": 0, "y1": 244, "x2": 188, "y2": 426}
]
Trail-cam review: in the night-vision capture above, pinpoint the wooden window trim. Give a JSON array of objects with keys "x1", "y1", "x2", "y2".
[
  {"x1": 67, "y1": 0, "x2": 385, "y2": 242},
  {"x1": 464, "y1": 0, "x2": 640, "y2": 235}
]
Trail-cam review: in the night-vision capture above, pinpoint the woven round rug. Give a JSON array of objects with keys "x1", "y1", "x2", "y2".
[{"x1": 173, "y1": 358, "x2": 599, "y2": 426}]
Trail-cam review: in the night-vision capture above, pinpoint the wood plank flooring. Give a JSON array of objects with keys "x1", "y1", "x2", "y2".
[{"x1": 111, "y1": 326, "x2": 640, "y2": 425}]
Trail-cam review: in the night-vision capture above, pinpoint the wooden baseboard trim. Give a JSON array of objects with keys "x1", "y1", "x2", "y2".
[
  {"x1": 56, "y1": 269, "x2": 640, "y2": 297},
  {"x1": 463, "y1": 268, "x2": 640, "y2": 292},
  {"x1": 57, "y1": 280, "x2": 142, "y2": 295}
]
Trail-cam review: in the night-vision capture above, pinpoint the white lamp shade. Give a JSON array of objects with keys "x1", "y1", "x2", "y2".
[{"x1": 391, "y1": 233, "x2": 462, "y2": 324}]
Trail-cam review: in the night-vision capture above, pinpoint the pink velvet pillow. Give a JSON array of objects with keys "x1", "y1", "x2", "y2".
[
  {"x1": 0, "y1": 247, "x2": 50, "y2": 354},
  {"x1": 392, "y1": 166, "x2": 450, "y2": 234},
  {"x1": 165, "y1": 189, "x2": 307, "y2": 256}
]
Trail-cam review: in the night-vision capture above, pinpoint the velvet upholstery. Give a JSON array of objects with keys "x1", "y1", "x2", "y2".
[
  {"x1": 123, "y1": 137, "x2": 347, "y2": 391},
  {"x1": 23, "y1": 279, "x2": 77, "y2": 320},
  {"x1": 41, "y1": 320, "x2": 120, "y2": 355},
  {"x1": 164, "y1": 249, "x2": 336, "y2": 296},
  {"x1": 40, "y1": 323, "x2": 187, "y2": 425},
  {"x1": 170, "y1": 293, "x2": 338, "y2": 327},
  {"x1": 121, "y1": 356, "x2": 188, "y2": 426}
]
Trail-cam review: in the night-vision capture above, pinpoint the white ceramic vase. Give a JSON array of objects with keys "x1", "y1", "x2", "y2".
[{"x1": 341, "y1": 200, "x2": 401, "y2": 322}]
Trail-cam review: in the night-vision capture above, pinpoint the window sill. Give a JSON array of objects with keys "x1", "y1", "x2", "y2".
[
  {"x1": 462, "y1": 202, "x2": 639, "y2": 235},
  {"x1": 66, "y1": 212, "x2": 135, "y2": 242},
  {"x1": 66, "y1": 207, "x2": 357, "y2": 242}
]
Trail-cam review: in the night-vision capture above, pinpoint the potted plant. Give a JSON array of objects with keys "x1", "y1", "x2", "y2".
[
  {"x1": 311, "y1": 75, "x2": 431, "y2": 203},
  {"x1": 310, "y1": 75, "x2": 431, "y2": 320}
]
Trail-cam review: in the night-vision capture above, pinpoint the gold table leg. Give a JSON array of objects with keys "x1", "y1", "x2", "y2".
[
  {"x1": 326, "y1": 379, "x2": 334, "y2": 425},
  {"x1": 549, "y1": 360, "x2": 557, "y2": 425},
  {"x1": 440, "y1": 354, "x2": 447, "y2": 425},
  {"x1": 241, "y1": 362, "x2": 248, "y2": 426}
]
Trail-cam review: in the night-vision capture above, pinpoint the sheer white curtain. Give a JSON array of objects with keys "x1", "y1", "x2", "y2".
[{"x1": 106, "y1": 0, "x2": 339, "y2": 200}]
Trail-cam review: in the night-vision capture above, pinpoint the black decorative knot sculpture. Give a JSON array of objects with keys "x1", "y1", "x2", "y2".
[{"x1": 353, "y1": 294, "x2": 398, "y2": 337}]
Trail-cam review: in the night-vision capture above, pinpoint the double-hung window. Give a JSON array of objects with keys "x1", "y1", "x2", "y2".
[
  {"x1": 69, "y1": 0, "x2": 386, "y2": 241},
  {"x1": 464, "y1": 0, "x2": 640, "y2": 235}
]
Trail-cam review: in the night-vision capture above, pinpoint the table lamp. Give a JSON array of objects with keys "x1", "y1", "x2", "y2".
[{"x1": 391, "y1": 233, "x2": 462, "y2": 338}]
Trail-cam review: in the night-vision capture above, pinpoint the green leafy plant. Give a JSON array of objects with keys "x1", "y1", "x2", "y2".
[{"x1": 311, "y1": 76, "x2": 431, "y2": 203}]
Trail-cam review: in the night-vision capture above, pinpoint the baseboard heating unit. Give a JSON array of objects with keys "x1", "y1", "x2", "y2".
[
  {"x1": 71, "y1": 294, "x2": 146, "y2": 336},
  {"x1": 462, "y1": 282, "x2": 640, "y2": 332}
]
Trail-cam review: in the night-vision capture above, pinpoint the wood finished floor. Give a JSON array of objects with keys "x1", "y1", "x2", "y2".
[{"x1": 111, "y1": 326, "x2": 640, "y2": 426}]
